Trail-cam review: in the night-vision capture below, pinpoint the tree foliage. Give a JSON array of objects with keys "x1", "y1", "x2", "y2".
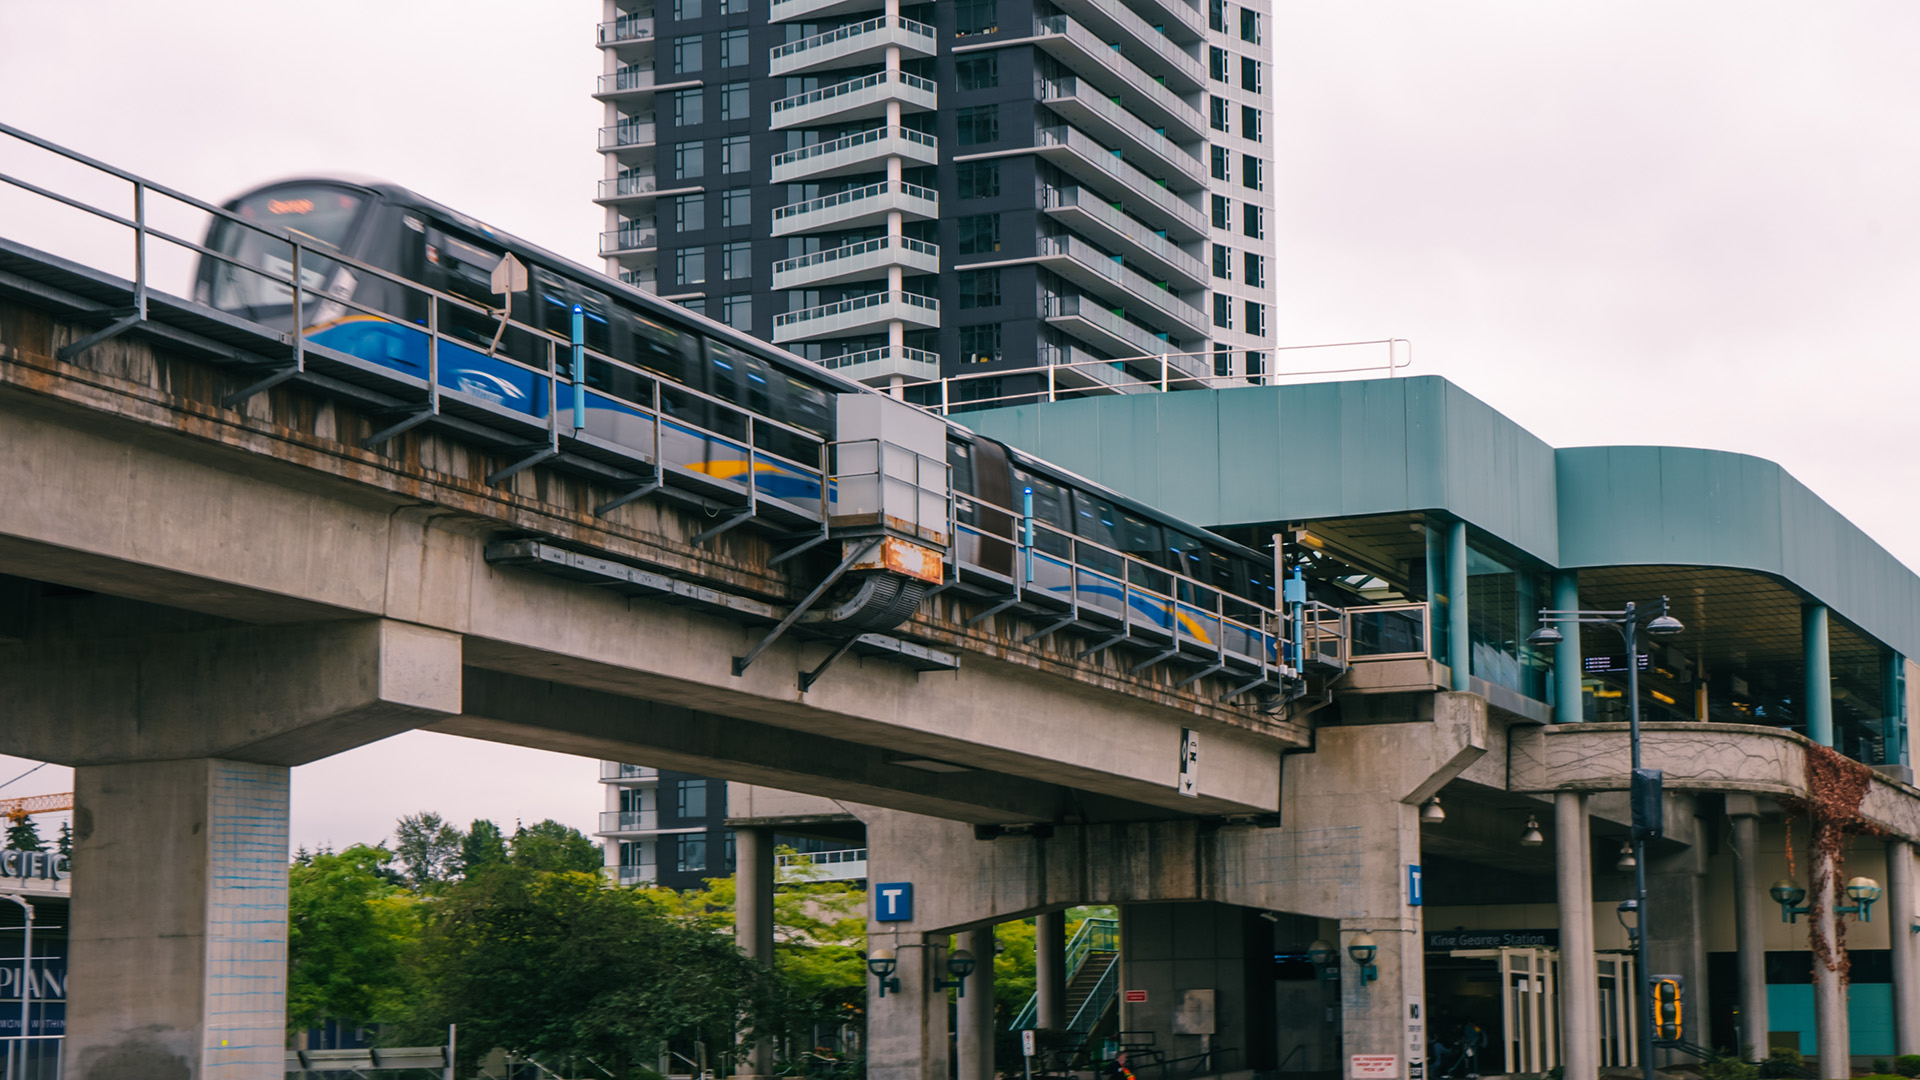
[
  {"x1": 394, "y1": 812, "x2": 464, "y2": 887},
  {"x1": 462, "y1": 818, "x2": 509, "y2": 872},
  {"x1": 509, "y1": 819, "x2": 603, "y2": 874},
  {"x1": 287, "y1": 844, "x2": 416, "y2": 1029},
  {"x1": 5, "y1": 816, "x2": 44, "y2": 852}
]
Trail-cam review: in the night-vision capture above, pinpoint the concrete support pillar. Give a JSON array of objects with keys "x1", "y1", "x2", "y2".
[
  {"x1": 1727, "y1": 798, "x2": 1769, "y2": 1060},
  {"x1": 1805, "y1": 604, "x2": 1833, "y2": 747},
  {"x1": 956, "y1": 927, "x2": 997, "y2": 1080},
  {"x1": 1553, "y1": 571, "x2": 1583, "y2": 723},
  {"x1": 1035, "y1": 911, "x2": 1067, "y2": 1031},
  {"x1": 1339, "y1": 919, "x2": 1424, "y2": 1076},
  {"x1": 1555, "y1": 791, "x2": 1597, "y2": 1080},
  {"x1": 734, "y1": 827, "x2": 776, "y2": 1078},
  {"x1": 1812, "y1": 844, "x2": 1850, "y2": 1079},
  {"x1": 1889, "y1": 840, "x2": 1920, "y2": 1055},
  {"x1": 1447, "y1": 520, "x2": 1470, "y2": 692},
  {"x1": 66, "y1": 758, "x2": 290, "y2": 1080},
  {"x1": 1643, "y1": 797, "x2": 1708, "y2": 1074},
  {"x1": 867, "y1": 935, "x2": 951, "y2": 1080}
]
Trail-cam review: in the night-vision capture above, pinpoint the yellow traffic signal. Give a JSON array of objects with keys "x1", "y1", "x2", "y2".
[{"x1": 1653, "y1": 977, "x2": 1683, "y2": 1042}]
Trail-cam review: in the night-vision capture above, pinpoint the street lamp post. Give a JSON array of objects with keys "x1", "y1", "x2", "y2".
[{"x1": 1530, "y1": 597, "x2": 1684, "y2": 1080}]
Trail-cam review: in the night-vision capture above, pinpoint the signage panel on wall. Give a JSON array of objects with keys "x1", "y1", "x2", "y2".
[
  {"x1": 873, "y1": 882, "x2": 913, "y2": 922},
  {"x1": 1351, "y1": 1054, "x2": 1399, "y2": 1079},
  {"x1": 1424, "y1": 928, "x2": 1559, "y2": 951}
]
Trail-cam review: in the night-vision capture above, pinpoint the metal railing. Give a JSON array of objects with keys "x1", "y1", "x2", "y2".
[
  {"x1": 776, "y1": 847, "x2": 867, "y2": 867},
  {"x1": 769, "y1": 13, "x2": 936, "y2": 66},
  {"x1": 1033, "y1": 124, "x2": 1209, "y2": 236},
  {"x1": 599, "y1": 226, "x2": 659, "y2": 254},
  {"x1": 599, "y1": 809, "x2": 660, "y2": 832},
  {"x1": 597, "y1": 122, "x2": 658, "y2": 151},
  {"x1": 1347, "y1": 603, "x2": 1430, "y2": 662},
  {"x1": 769, "y1": 125, "x2": 937, "y2": 172},
  {"x1": 1012, "y1": 916, "x2": 1120, "y2": 1030},
  {"x1": 774, "y1": 290, "x2": 939, "y2": 331},
  {"x1": 771, "y1": 235, "x2": 939, "y2": 279},
  {"x1": 772, "y1": 180, "x2": 938, "y2": 226},
  {"x1": 1034, "y1": 233, "x2": 1209, "y2": 335},
  {"x1": 599, "y1": 762, "x2": 659, "y2": 781},
  {"x1": 1041, "y1": 185, "x2": 1207, "y2": 282},
  {"x1": 596, "y1": 16, "x2": 656, "y2": 44},
  {"x1": 2, "y1": 1036, "x2": 62, "y2": 1080},
  {"x1": 823, "y1": 344, "x2": 942, "y2": 375},
  {"x1": 770, "y1": 70, "x2": 936, "y2": 120}
]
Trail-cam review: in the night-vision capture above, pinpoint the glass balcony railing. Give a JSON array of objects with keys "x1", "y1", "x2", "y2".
[
  {"x1": 600, "y1": 762, "x2": 660, "y2": 781},
  {"x1": 596, "y1": 16, "x2": 656, "y2": 44},
  {"x1": 598, "y1": 809, "x2": 660, "y2": 833}
]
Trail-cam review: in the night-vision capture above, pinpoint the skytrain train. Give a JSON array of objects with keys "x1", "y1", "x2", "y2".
[{"x1": 194, "y1": 177, "x2": 1281, "y2": 668}]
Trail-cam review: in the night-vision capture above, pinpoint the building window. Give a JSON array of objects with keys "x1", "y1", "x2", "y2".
[
  {"x1": 722, "y1": 240, "x2": 752, "y2": 277},
  {"x1": 957, "y1": 55, "x2": 999, "y2": 90},
  {"x1": 720, "y1": 28, "x2": 748, "y2": 67},
  {"x1": 677, "y1": 835, "x2": 708, "y2": 872},
  {"x1": 956, "y1": 0, "x2": 998, "y2": 37},
  {"x1": 721, "y1": 188, "x2": 751, "y2": 227},
  {"x1": 721, "y1": 294, "x2": 752, "y2": 329},
  {"x1": 673, "y1": 194, "x2": 706, "y2": 232},
  {"x1": 676, "y1": 779, "x2": 709, "y2": 818},
  {"x1": 1245, "y1": 349, "x2": 1264, "y2": 380},
  {"x1": 721, "y1": 134, "x2": 750, "y2": 173},
  {"x1": 682, "y1": 297, "x2": 705, "y2": 315},
  {"x1": 1242, "y1": 56, "x2": 1262, "y2": 93},
  {"x1": 1242, "y1": 153, "x2": 1264, "y2": 191},
  {"x1": 1213, "y1": 343, "x2": 1231, "y2": 378},
  {"x1": 719, "y1": 0, "x2": 747, "y2": 11},
  {"x1": 1209, "y1": 96, "x2": 1230, "y2": 132},
  {"x1": 956, "y1": 104, "x2": 998, "y2": 145},
  {"x1": 1244, "y1": 300, "x2": 1266, "y2": 337},
  {"x1": 672, "y1": 34, "x2": 703, "y2": 74},
  {"x1": 1242, "y1": 105, "x2": 1263, "y2": 142},
  {"x1": 1210, "y1": 0, "x2": 1228, "y2": 32},
  {"x1": 1212, "y1": 293, "x2": 1232, "y2": 329},
  {"x1": 1211, "y1": 195, "x2": 1229, "y2": 229},
  {"x1": 677, "y1": 248, "x2": 707, "y2": 285},
  {"x1": 673, "y1": 88, "x2": 704, "y2": 127},
  {"x1": 958, "y1": 161, "x2": 1000, "y2": 199},
  {"x1": 719, "y1": 81, "x2": 750, "y2": 120},
  {"x1": 959, "y1": 323, "x2": 1002, "y2": 363},
  {"x1": 1244, "y1": 251, "x2": 1265, "y2": 288},
  {"x1": 1211, "y1": 146, "x2": 1230, "y2": 181},
  {"x1": 674, "y1": 140, "x2": 705, "y2": 179},
  {"x1": 1211, "y1": 243, "x2": 1231, "y2": 280},
  {"x1": 957, "y1": 269, "x2": 1001, "y2": 308},
  {"x1": 619, "y1": 840, "x2": 654, "y2": 866},
  {"x1": 1241, "y1": 8, "x2": 1260, "y2": 43},
  {"x1": 1243, "y1": 203, "x2": 1264, "y2": 239},
  {"x1": 957, "y1": 213, "x2": 1001, "y2": 254},
  {"x1": 672, "y1": 0, "x2": 702, "y2": 19},
  {"x1": 1209, "y1": 46, "x2": 1228, "y2": 82}
]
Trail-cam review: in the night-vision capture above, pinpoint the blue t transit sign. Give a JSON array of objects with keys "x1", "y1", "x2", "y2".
[
  {"x1": 875, "y1": 882, "x2": 914, "y2": 922},
  {"x1": 1408, "y1": 864, "x2": 1423, "y2": 907}
]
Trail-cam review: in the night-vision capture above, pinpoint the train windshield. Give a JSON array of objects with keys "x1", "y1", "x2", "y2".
[{"x1": 206, "y1": 185, "x2": 368, "y2": 315}]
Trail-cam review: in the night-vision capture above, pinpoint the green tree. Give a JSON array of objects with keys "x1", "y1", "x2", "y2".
[
  {"x1": 287, "y1": 844, "x2": 417, "y2": 1029},
  {"x1": 56, "y1": 820, "x2": 71, "y2": 859},
  {"x1": 508, "y1": 819, "x2": 602, "y2": 874},
  {"x1": 4, "y1": 816, "x2": 44, "y2": 852},
  {"x1": 395, "y1": 812, "x2": 464, "y2": 886},
  {"x1": 393, "y1": 867, "x2": 783, "y2": 1079},
  {"x1": 462, "y1": 818, "x2": 509, "y2": 872}
]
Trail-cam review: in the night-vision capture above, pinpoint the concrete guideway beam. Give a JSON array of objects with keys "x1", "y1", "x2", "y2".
[{"x1": 0, "y1": 618, "x2": 462, "y2": 765}]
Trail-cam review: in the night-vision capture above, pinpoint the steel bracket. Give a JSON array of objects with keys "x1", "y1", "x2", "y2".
[
  {"x1": 692, "y1": 507, "x2": 755, "y2": 547},
  {"x1": 361, "y1": 408, "x2": 436, "y2": 448},
  {"x1": 798, "y1": 636, "x2": 862, "y2": 693},
  {"x1": 485, "y1": 444, "x2": 559, "y2": 485},
  {"x1": 1078, "y1": 632, "x2": 1129, "y2": 660},
  {"x1": 222, "y1": 362, "x2": 303, "y2": 407},
  {"x1": 593, "y1": 479, "x2": 661, "y2": 517},
  {"x1": 56, "y1": 309, "x2": 143, "y2": 361},
  {"x1": 733, "y1": 538, "x2": 880, "y2": 677}
]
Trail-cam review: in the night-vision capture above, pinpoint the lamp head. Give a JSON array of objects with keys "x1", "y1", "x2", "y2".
[
  {"x1": 1615, "y1": 840, "x2": 1637, "y2": 871},
  {"x1": 947, "y1": 949, "x2": 976, "y2": 978},
  {"x1": 1646, "y1": 614, "x2": 1684, "y2": 638},
  {"x1": 1526, "y1": 624, "x2": 1564, "y2": 646},
  {"x1": 1616, "y1": 898, "x2": 1640, "y2": 932},
  {"x1": 867, "y1": 947, "x2": 898, "y2": 978},
  {"x1": 1770, "y1": 880, "x2": 1807, "y2": 907},
  {"x1": 1421, "y1": 797, "x2": 1446, "y2": 824},
  {"x1": 1519, "y1": 815, "x2": 1544, "y2": 847},
  {"x1": 1307, "y1": 939, "x2": 1337, "y2": 967},
  {"x1": 1848, "y1": 877, "x2": 1883, "y2": 904},
  {"x1": 1347, "y1": 932, "x2": 1378, "y2": 966}
]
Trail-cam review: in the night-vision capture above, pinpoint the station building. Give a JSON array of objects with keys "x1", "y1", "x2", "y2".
[{"x1": 721, "y1": 374, "x2": 1920, "y2": 1080}]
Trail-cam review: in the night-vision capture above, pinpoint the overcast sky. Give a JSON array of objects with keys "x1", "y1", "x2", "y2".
[{"x1": 3, "y1": 2, "x2": 1919, "y2": 851}]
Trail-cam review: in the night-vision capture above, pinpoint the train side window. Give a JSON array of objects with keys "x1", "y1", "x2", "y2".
[
  {"x1": 1011, "y1": 468, "x2": 1072, "y2": 556},
  {"x1": 949, "y1": 442, "x2": 979, "y2": 525},
  {"x1": 577, "y1": 287, "x2": 613, "y2": 356},
  {"x1": 782, "y1": 376, "x2": 832, "y2": 439},
  {"x1": 585, "y1": 357, "x2": 655, "y2": 407},
  {"x1": 756, "y1": 375, "x2": 830, "y2": 465},
  {"x1": 533, "y1": 267, "x2": 575, "y2": 359},
  {"x1": 425, "y1": 227, "x2": 536, "y2": 365},
  {"x1": 629, "y1": 310, "x2": 697, "y2": 386}
]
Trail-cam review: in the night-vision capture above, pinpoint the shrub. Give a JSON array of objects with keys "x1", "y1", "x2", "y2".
[
  {"x1": 1703, "y1": 1055, "x2": 1760, "y2": 1080},
  {"x1": 1896, "y1": 1055, "x2": 1920, "y2": 1079}
]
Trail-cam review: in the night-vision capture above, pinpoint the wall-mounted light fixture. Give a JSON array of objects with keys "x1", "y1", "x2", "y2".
[
  {"x1": 1772, "y1": 877, "x2": 1881, "y2": 924},
  {"x1": 867, "y1": 948, "x2": 901, "y2": 997},
  {"x1": 933, "y1": 948, "x2": 976, "y2": 997},
  {"x1": 1519, "y1": 816, "x2": 1544, "y2": 847},
  {"x1": 1421, "y1": 797, "x2": 1446, "y2": 824},
  {"x1": 1307, "y1": 938, "x2": 1339, "y2": 983},
  {"x1": 1347, "y1": 933, "x2": 1379, "y2": 986},
  {"x1": 1616, "y1": 899, "x2": 1639, "y2": 945},
  {"x1": 1615, "y1": 841, "x2": 1637, "y2": 871}
]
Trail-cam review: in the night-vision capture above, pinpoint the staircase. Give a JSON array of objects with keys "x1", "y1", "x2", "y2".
[{"x1": 1013, "y1": 917, "x2": 1120, "y2": 1035}]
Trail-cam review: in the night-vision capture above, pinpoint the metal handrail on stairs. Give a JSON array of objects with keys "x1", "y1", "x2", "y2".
[{"x1": 1012, "y1": 917, "x2": 1120, "y2": 1030}]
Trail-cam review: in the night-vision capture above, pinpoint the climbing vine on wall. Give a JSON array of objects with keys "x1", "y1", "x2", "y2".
[{"x1": 1778, "y1": 743, "x2": 1884, "y2": 985}]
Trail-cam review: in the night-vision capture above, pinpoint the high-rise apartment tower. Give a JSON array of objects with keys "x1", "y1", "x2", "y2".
[{"x1": 593, "y1": 0, "x2": 1276, "y2": 406}]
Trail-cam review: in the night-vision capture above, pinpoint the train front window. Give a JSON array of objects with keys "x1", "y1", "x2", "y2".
[{"x1": 207, "y1": 185, "x2": 367, "y2": 314}]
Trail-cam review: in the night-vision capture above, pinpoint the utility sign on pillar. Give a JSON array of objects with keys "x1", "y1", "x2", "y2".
[
  {"x1": 1406, "y1": 998, "x2": 1426, "y2": 1080},
  {"x1": 1178, "y1": 728, "x2": 1199, "y2": 797}
]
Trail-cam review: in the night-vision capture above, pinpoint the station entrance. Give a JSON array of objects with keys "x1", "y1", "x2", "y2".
[{"x1": 1424, "y1": 947, "x2": 1638, "y2": 1077}]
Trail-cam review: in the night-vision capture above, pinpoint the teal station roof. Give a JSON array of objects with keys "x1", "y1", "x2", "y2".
[{"x1": 961, "y1": 375, "x2": 1920, "y2": 661}]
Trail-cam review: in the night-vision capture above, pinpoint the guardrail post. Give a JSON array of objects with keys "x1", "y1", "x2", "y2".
[{"x1": 131, "y1": 181, "x2": 148, "y2": 321}]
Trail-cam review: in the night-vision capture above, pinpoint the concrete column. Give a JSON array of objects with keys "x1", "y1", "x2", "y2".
[
  {"x1": 867, "y1": 934, "x2": 950, "y2": 1080},
  {"x1": 1553, "y1": 571, "x2": 1583, "y2": 723},
  {"x1": 956, "y1": 927, "x2": 997, "y2": 1080},
  {"x1": 1555, "y1": 791, "x2": 1597, "y2": 1080},
  {"x1": 66, "y1": 758, "x2": 290, "y2": 1080},
  {"x1": 1448, "y1": 520, "x2": 1470, "y2": 692},
  {"x1": 1812, "y1": 845, "x2": 1849, "y2": 1079},
  {"x1": 734, "y1": 827, "x2": 776, "y2": 1078},
  {"x1": 1805, "y1": 604, "x2": 1833, "y2": 747},
  {"x1": 1340, "y1": 920, "x2": 1424, "y2": 1077},
  {"x1": 1888, "y1": 840, "x2": 1920, "y2": 1054},
  {"x1": 1727, "y1": 798, "x2": 1769, "y2": 1060},
  {"x1": 1035, "y1": 911, "x2": 1067, "y2": 1031}
]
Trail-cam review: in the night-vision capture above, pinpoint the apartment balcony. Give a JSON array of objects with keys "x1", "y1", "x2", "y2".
[
  {"x1": 771, "y1": 71, "x2": 937, "y2": 130},
  {"x1": 600, "y1": 222, "x2": 660, "y2": 257},
  {"x1": 1044, "y1": 339, "x2": 1162, "y2": 394},
  {"x1": 1044, "y1": 293, "x2": 1192, "y2": 363},
  {"x1": 1050, "y1": 0, "x2": 1206, "y2": 91},
  {"x1": 1113, "y1": 0, "x2": 1206, "y2": 44},
  {"x1": 598, "y1": 809, "x2": 659, "y2": 834},
  {"x1": 1030, "y1": 234, "x2": 1209, "y2": 338},
  {"x1": 611, "y1": 864, "x2": 659, "y2": 886},
  {"x1": 768, "y1": 0, "x2": 879, "y2": 24},
  {"x1": 770, "y1": 126, "x2": 937, "y2": 184},
  {"x1": 1030, "y1": 124, "x2": 1207, "y2": 241},
  {"x1": 1033, "y1": 15, "x2": 1205, "y2": 143},
  {"x1": 771, "y1": 235, "x2": 940, "y2": 290},
  {"x1": 777, "y1": 847, "x2": 870, "y2": 882},
  {"x1": 596, "y1": 16, "x2": 657, "y2": 59},
  {"x1": 770, "y1": 14, "x2": 937, "y2": 77},
  {"x1": 1042, "y1": 185, "x2": 1206, "y2": 289},
  {"x1": 595, "y1": 171, "x2": 703, "y2": 207},
  {"x1": 1040, "y1": 76, "x2": 1206, "y2": 192},
  {"x1": 817, "y1": 345, "x2": 941, "y2": 386},
  {"x1": 772, "y1": 290, "x2": 940, "y2": 343},
  {"x1": 597, "y1": 121, "x2": 658, "y2": 162},
  {"x1": 619, "y1": 267, "x2": 658, "y2": 292},
  {"x1": 771, "y1": 180, "x2": 937, "y2": 236},
  {"x1": 594, "y1": 67, "x2": 701, "y2": 104},
  {"x1": 600, "y1": 762, "x2": 660, "y2": 782}
]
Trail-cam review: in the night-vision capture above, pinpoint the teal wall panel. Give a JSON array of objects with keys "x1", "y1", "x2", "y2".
[{"x1": 1765, "y1": 982, "x2": 1895, "y2": 1057}]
